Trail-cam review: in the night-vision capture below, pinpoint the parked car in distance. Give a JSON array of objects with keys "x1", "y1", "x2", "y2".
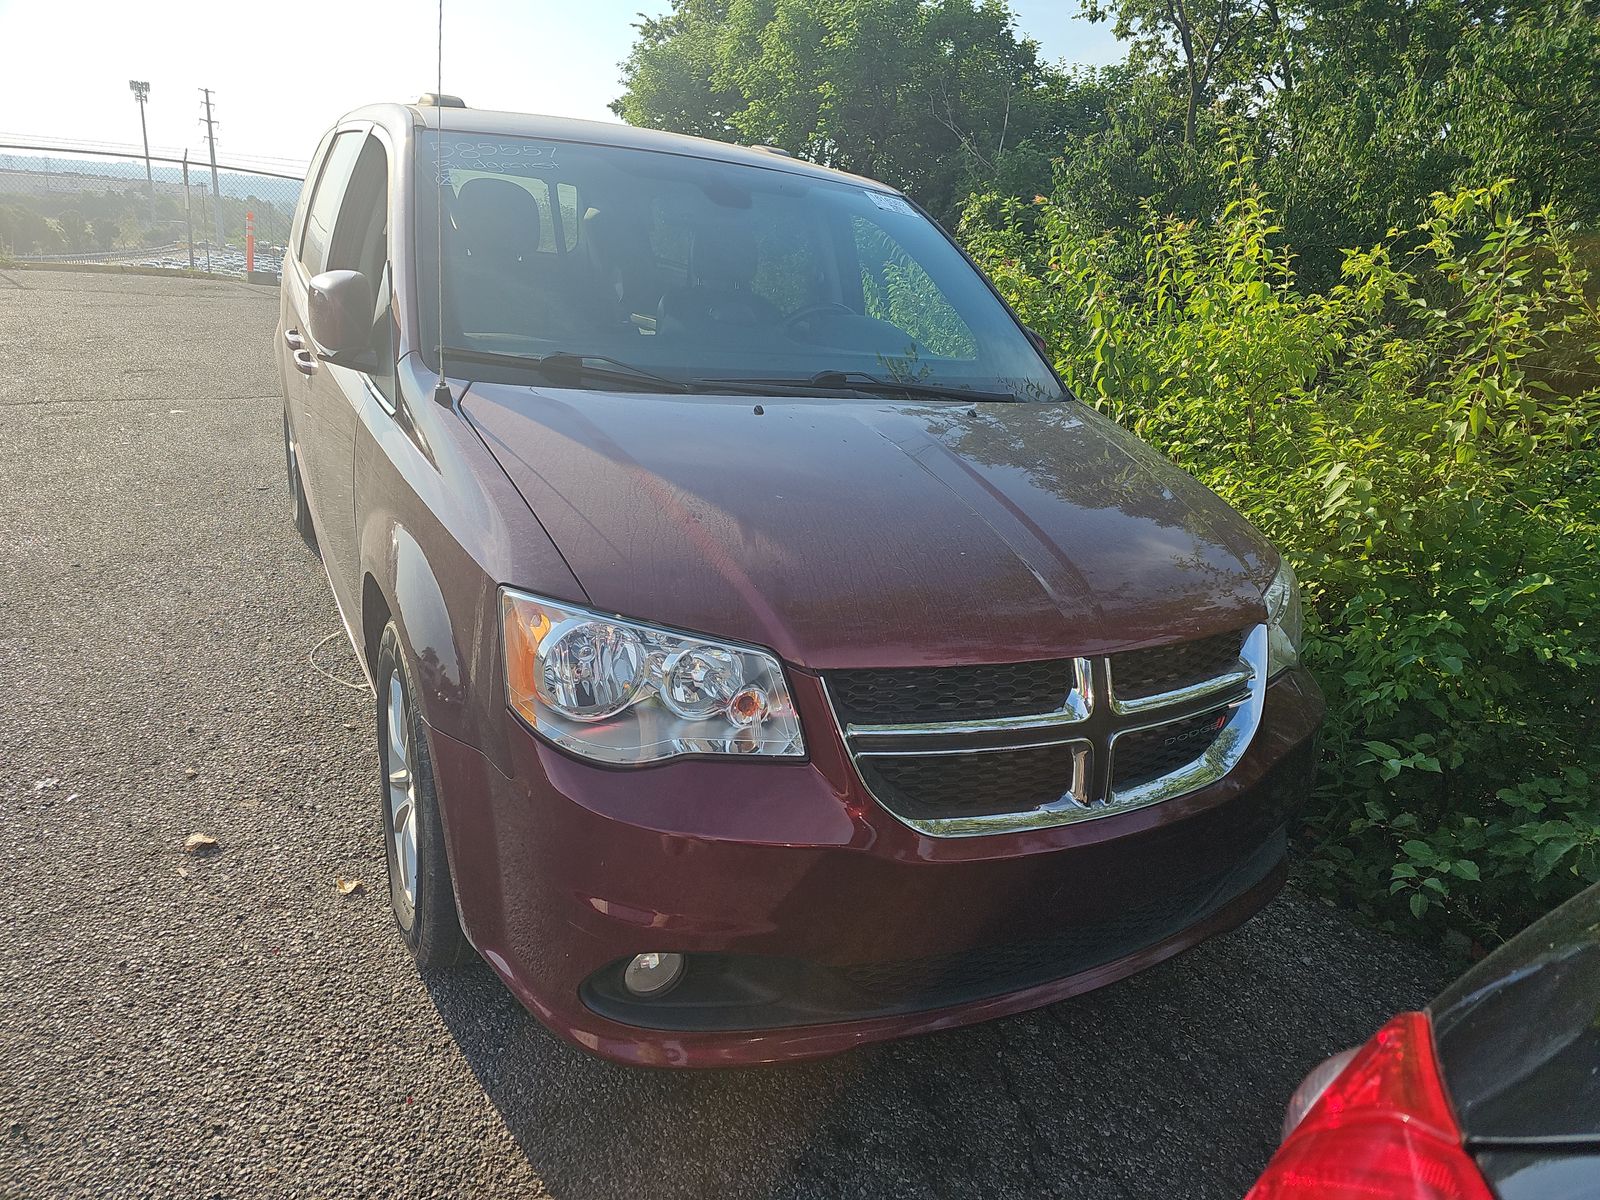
[
  {"x1": 276, "y1": 97, "x2": 1324, "y2": 1067},
  {"x1": 1247, "y1": 881, "x2": 1600, "y2": 1200}
]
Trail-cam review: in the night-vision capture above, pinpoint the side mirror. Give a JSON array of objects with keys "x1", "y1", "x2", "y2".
[
  {"x1": 307, "y1": 269, "x2": 374, "y2": 360},
  {"x1": 1023, "y1": 325, "x2": 1050, "y2": 358}
]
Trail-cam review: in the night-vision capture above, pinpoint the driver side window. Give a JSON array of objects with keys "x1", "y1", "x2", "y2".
[
  {"x1": 324, "y1": 136, "x2": 395, "y2": 403},
  {"x1": 298, "y1": 132, "x2": 363, "y2": 278}
]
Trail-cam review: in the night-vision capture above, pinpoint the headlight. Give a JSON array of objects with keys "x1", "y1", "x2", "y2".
[
  {"x1": 1264, "y1": 557, "x2": 1303, "y2": 676},
  {"x1": 500, "y1": 587, "x2": 805, "y2": 764}
]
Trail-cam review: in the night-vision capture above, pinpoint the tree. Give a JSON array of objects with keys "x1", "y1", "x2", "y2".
[
  {"x1": 91, "y1": 218, "x2": 119, "y2": 251},
  {"x1": 1427, "y1": 0, "x2": 1600, "y2": 218},
  {"x1": 1079, "y1": 0, "x2": 1285, "y2": 144},
  {"x1": 614, "y1": 0, "x2": 1600, "y2": 287},
  {"x1": 55, "y1": 209, "x2": 89, "y2": 253},
  {"x1": 1063, "y1": 0, "x2": 1600, "y2": 286},
  {"x1": 1251, "y1": 0, "x2": 1600, "y2": 282},
  {"x1": 0, "y1": 204, "x2": 59, "y2": 255},
  {"x1": 614, "y1": 0, "x2": 1082, "y2": 220},
  {"x1": 611, "y1": 0, "x2": 744, "y2": 141},
  {"x1": 1050, "y1": 64, "x2": 1231, "y2": 231}
]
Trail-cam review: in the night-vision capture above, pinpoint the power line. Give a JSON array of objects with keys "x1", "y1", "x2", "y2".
[{"x1": 0, "y1": 130, "x2": 307, "y2": 173}]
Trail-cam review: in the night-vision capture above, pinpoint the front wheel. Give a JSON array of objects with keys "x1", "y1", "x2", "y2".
[{"x1": 376, "y1": 623, "x2": 468, "y2": 971}]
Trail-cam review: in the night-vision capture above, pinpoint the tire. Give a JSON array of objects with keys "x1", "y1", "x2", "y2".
[
  {"x1": 375, "y1": 623, "x2": 468, "y2": 971},
  {"x1": 282, "y1": 408, "x2": 319, "y2": 556}
]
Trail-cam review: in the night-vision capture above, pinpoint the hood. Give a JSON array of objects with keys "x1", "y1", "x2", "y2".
[{"x1": 462, "y1": 385, "x2": 1276, "y2": 669}]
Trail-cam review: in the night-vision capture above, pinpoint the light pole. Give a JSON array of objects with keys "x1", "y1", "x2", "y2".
[{"x1": 129, "y1": 79, "x2": 154, "y2": 227}]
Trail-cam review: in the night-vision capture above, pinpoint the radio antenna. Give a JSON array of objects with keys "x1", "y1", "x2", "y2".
[{"x1": 432, "y1": 0, "x2": 451, "y2": 406}]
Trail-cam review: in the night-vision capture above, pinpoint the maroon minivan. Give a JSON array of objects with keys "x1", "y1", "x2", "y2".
[{"x1": 277, "y1": 98, "x2": 1323, "y2": 1067}]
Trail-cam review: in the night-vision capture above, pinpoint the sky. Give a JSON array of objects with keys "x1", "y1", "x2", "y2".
[{"x1": 0, "y1": 0, "x2": 1125, "y2": 170}]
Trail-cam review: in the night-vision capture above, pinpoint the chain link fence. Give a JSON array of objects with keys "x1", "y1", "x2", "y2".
[{"x1": 0, "y1": 143, "x2": 303, "y2": 280}]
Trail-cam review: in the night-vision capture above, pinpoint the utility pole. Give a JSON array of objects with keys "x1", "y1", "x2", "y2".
[
  {"x1": 199, "y1": 88, "x2": 223, "y2": 246},
  {"x1": 129, "y1": 80, "x2": 154, "y2": 226}
]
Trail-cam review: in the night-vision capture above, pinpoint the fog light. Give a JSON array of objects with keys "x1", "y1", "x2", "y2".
[{"x1": 623, "y1": 952, "x2": 685, "y2": 998}]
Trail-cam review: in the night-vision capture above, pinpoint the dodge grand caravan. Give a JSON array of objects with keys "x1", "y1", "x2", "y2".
[{"x1": 277, "y1": 98, "x2": 1324, "y2": 1067}]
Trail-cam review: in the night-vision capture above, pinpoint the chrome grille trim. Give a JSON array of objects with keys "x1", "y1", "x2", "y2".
[
  {"x1": 855, "y1": 737, "x2": 1089, "y2": 758},
  {"x1": 1108, "y1": 627, "x2": 1266, "y2": 807},
  {"x1": 1107, "y1": 662, "x2": 1251, "y2": 716},
  {"x1": 827, "y1": 626, "x2": 1267, "y2": 838}
]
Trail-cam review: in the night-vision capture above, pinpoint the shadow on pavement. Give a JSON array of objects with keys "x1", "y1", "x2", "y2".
[{"x1": 423, "y1": 888, "x2": 1448, "y2": 1200}]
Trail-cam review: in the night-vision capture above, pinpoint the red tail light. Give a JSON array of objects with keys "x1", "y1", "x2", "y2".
[{"x1": 1246, "y1": 1012, "x2": 1494, "y2": 1200}]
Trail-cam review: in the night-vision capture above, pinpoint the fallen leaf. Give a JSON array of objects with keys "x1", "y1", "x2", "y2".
[
  {"x1": 184, "y1": 832, "x2": 219, "y2": 856},
  {"x1": 33, "y1": 778, "x2": 59, "y2": 792},
  {"x1": 342, "y1": 720, "x2": 358, "y2": 731},
  {"x1": 184, "y1": 767, "x2": 198, "y2": 779},
  {"x1": 334, "y1": 876, "x2": 364, "y2": 896}
]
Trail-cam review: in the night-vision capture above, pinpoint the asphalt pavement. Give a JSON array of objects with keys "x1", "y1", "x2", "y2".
[{"x1": 0, "y1": 268, "x2": 1451, "y2": 1199}]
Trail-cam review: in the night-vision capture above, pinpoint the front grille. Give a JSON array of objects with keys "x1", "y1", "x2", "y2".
[
  {"x1": 1110, "y1": 628, "x2": 1247, "y2": 701},
  {"x1": 827, "y1": 658, "x2": 1075, "y2": 726},
  {"x1": 826, "y1": 625, "x2": 1265, "y2": 835},
  {"x1": 857, "y1": 744, "x2": 1077, "y2": 821},
  {"x1": 1112, "y1": 706, "x2": 1231, "y2": 793}
]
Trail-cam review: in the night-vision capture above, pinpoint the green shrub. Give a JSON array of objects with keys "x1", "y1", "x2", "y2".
[{"x1": 964, "y1": 169, "x2": 1600, "y2": 943}]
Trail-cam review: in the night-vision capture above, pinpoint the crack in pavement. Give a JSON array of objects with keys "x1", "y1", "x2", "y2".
[{"x1": 993, "y1": 1043, "x2": 1058, "y2": 1190}]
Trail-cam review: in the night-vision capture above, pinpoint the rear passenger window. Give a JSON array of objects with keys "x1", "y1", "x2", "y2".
[
  {"x1": 852, "y1": 216, "x2": 976, "y2": 359},
  {"x1": 644, "y1": 196, "x2": 825, "y2": 314},
  {"x1": 529, "y1": 184, "x2": 557, "y2": 252},
  {"x1": 299, "y1": 131, "x2": 364, "y2": 276},
  {"x1": 751, "y1": 214, "x2": 825, "y2": 315},
  {"x1": 556, "y1": 183, "x2": 580, "y2": 251},
  {"x1": 648, "y1": 201, "x2": 691, "y2": 289},
  {"x1": 447, "y1": 174, "x2": 578, "y2": 254}
]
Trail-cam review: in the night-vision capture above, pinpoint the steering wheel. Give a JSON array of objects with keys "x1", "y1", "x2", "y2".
[{"x1": 782, "y1": 301, "x2": 856, "y2": 329}]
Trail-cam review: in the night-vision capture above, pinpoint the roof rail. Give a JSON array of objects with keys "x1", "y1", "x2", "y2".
[
  {"x1": 748, "y1": 145, "x2": 794, "y2": 158},
  {"x1": 417, "y1": 93, "x2": 467, "y2": 108}
]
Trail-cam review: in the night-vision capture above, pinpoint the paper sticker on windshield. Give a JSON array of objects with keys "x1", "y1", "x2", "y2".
[
  {"x1": 866, "y1": 190, "x2": 916, "y2": 217},
  {"x1": 429, "y1": 138, "x2": 561, "y2": 185}
]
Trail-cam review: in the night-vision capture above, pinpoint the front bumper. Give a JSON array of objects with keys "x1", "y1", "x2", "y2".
[{"x1": 427, "y1": 667, "x2": 1323, "y2": 1067}]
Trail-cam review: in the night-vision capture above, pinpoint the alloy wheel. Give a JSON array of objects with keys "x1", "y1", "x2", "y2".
[{"x1": 385, "y1": 669, "x2": 419, "y2": 913}]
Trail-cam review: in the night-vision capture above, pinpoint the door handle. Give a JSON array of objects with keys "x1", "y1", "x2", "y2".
[
  {"x1": 284, "y1": 328, "x2": 305, "y2": 351},
  {"x1": 292, "y1": 348, "x2": 318, "y2": 376}
]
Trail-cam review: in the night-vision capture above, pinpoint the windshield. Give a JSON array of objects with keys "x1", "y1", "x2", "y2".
[{"x1": 414, "y1": 131, "x2": 1062, "y2": 399}]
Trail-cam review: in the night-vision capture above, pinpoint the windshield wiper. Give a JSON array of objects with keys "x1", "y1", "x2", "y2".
[
  {"x1": 699, "y1": 370, "x2": 1017, "y2": 403},
  {"x1": 438, "y1": 347, "x2": 694, "y2": 394}
]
